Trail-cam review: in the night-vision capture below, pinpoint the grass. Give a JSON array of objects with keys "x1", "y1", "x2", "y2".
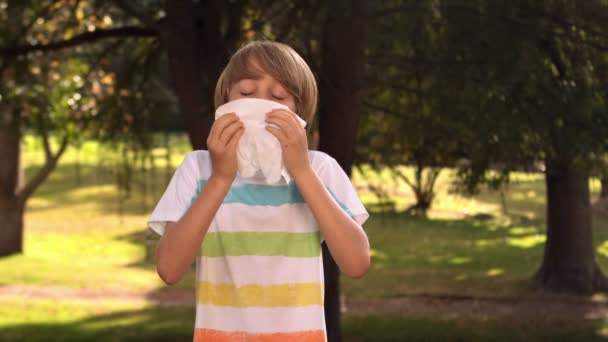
[
  {"x1": 1, "y1": 135, "x2": 195, "y2": 291},
  {"x1": 344, "y1": 215, "x2": 540, "y2": 298},
  {"x1": 1, "y1": 298, "x2": 607, "y2": 342},
  {"x1": 0, "y1": 298, "x2": 194, "y2": 342},
  {"x1": 0, "y1": 163, "x2": 193, "y2": 291},
  {"x1": 344, "y1": 213, "x2": 608, "y2": 298},
  {"x1": 342, "y1": 314, "x2": 608, "y2": 342},
  {"x1": 2, "y1": 134, "x2": 608, "y2": 340},
  {"x1": 346, "y1": 164, "x2": 608, "y2": 298}
]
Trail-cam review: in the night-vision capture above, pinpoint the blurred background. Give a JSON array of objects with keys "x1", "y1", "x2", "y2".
[{"x1": 1, "y1": 0, "x2": 608, "y2": 341}]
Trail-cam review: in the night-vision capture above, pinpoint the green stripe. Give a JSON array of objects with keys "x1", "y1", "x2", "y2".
[{"x1": 201, "y1": 231, "x2": 322, "y2": 257}]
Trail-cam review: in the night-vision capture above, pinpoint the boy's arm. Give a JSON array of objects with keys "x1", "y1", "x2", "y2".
[
  {"x1": 266, "y1": 109, "x2": 370, "y2": 278},
  {"x1": 156, "y1": 176, "x2": 232, "y2": 285},
  {"x1": 156, "y1": 113, "x2": 243, "y2": 285},
  {"x1": 292, "y1": 167, "x2": 370, "y2": 278}
]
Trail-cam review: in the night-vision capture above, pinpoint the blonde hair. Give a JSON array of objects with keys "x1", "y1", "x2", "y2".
[{"x1": 214, "y1": 41, "x2": 318, "y2": 126}]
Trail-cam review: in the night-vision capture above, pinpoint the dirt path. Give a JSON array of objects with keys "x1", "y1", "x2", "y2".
[
  {"x1": 346, "y1": 294, "x2": 608, "y2": 322},
  {"x1": 0, "y1": 285, "x2": 194, "y2": 306},
  {"x1": 2, "y1": 285, "x2": 608, "y2": 323}
]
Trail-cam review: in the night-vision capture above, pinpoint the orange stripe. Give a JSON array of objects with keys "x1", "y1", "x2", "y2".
[{"x1": 194, "y1": 328, "x2": 325, "y2": 342}]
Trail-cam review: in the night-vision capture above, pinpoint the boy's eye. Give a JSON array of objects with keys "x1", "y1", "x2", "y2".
[
  {"x1": 240, "y1": 92, "x2": 253, "y2": 96},
  {"x1": 273, "y1": 95, "x2": 285, "y2": 100}
]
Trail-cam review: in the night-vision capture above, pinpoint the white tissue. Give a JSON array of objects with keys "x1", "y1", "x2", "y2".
[{"x1": 214, "y1": 98, "x2": 306, "y2": 184}]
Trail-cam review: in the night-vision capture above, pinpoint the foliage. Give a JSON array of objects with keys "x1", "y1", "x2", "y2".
[{"x1": 357, "y1": 0, "x2": 608, "y2": 198}]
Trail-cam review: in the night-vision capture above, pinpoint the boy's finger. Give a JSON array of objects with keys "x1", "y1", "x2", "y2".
[
  {"x1": 266, "y1": 125, "x2": 289, "y2": 146},
  {"x1": 227, "y1": 127, "x2": 245, "y2": 151},
  {"x1": 269, "y1": 109, "x2": 300, "y2": 125},
  {"x1": 267, "y1": 111, "x2": 304, "y2": 133},
  {"x1": 266, "y1": 116, "x2": 295, "y2": 136},
  {"x1": 222, "y1": 122, "x2": 244, "y2": 145},
  {"x1": 210, "y1": 113, "x2": 239, "y2": 141},
  {"x1": 219, "y1": 120, "x2": 244, "y2": 143}
]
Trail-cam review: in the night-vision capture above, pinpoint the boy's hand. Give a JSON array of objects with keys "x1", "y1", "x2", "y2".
[
  {"x1": 207, "y1": 113, "x2": 244, "y2": 183},
  {"x1": 265, "y1": 109, "x2": 310, "y2": 178}
]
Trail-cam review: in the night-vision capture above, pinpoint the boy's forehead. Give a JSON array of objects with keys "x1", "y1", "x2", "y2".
[
  {"x1": 241, "y1": 57, "x2": 269, "y2": 79},
  {"x1": 231, "y1": 55, "x2": 292, "y2": 90},
  {"x1": 234, "y1": 62, "x2": 279, "y2": 84},
  {"x1": 238, "y1": 70, "x2": 264, "y2": 80}
]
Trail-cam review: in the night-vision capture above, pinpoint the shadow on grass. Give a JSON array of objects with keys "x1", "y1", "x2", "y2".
[
  {"x1": 343, "y1": 314, "x2": 607, "y2": 342},
  {"x1": 343, "y1": 211, "x2": 550, "y2": 296},
  {"x1": 0, "y1": 305, "x2": 194, "y2": 342},
  {"x1": 1, "y1": 309, "x2": 605, "y2": 342}
]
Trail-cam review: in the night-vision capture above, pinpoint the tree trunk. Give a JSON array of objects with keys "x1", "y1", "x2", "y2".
[
  {"x1": 318, "y1": 1, "x2": 367, "y2": 340},
  {"x1": 535, "y1": 161, "x2": 607, "y2": 294},
  {"x1": 0, "y1": 105, "x2": 24, "y2": 256},
  {"x1": 163, "y1": 0, "x2": 242, "y2": 150},
  {"x1": 600, "y1": 177, "x2": 608, "y2": 200},
  {"x1": 0, "y1": 197, "x2": 24, "y2": 257},
  {"x1": 398, "y1": 166, "x2": 440, "y2": 217}
]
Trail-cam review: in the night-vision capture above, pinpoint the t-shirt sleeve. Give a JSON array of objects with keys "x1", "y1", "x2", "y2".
[
  {"x1": 317, "y1": 155, "x2": 369, "y2": 226},
  {"x1": 147, "y1": 153, "x2": 199, "y2": 236}
]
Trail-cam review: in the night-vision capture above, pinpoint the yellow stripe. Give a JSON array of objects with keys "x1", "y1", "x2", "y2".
[{"x1": 197, "y1": 281, "x2": 323, "y2": 307}]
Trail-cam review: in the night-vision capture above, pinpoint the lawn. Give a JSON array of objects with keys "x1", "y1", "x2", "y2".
[
  {"x1": 1, "y1": 135, "x2": 608, "y2": 341},
  {"x1": 2, "y1": 298, "x2": 607, "y2": 341}
]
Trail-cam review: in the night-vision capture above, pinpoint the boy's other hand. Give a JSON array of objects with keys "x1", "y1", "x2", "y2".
[
  {"x1": 265, "y1": 109, "x2": 310, "y2": 178},
  {"x1": 207, "y1": 113, "x2": 244, "y2": 183}
]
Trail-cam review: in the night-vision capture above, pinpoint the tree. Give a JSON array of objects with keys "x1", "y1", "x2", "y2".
[
  {"x1": 437, "y1": 0, "x2": 608, "y2": 293},
  {"x1": 160, "y1": 0, "x2": 244, "y2": 149},
  {"x1": 355, "y1": 0, "x2": 608, "y2": 293},
  {"x1": 317, "y1": 0, "x2": 368, "y2": 340},
  {"x1": 0, "y1": 0, "x2": 249, "y2": 256},
  {"x1": 0, "y1": 1, "x2": 95, "y2": 256},
  {"x1": 601, "y1": 177, "x2": 608, "y2": 200},
  {"x1": 356, "y1": 0, "x2": 464, "y2": 216},
  {"x1": 0, "y1": 0, "x2": 163, "y2": 256}
]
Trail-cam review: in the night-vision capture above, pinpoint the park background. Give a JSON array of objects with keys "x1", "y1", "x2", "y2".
[{"x1": 1, "y1": 1, "x2": 608, "y2": 341}]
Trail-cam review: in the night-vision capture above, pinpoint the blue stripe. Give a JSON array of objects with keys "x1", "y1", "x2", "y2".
[
  {"x1": 203, "y1": 179, "x2": 304, "y2": 206},
  {"x1": 191, "y1": 179, "x2": 354, "y2": 216},
  {"x1": 189, "y1": 179, "x2": 206, "y2": 207},
  {"x1": 326, "y1": 187, "x2": 354, "y2": 217}
]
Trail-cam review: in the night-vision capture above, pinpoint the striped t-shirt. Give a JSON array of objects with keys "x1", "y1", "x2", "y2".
[{"x1": 148, "y1": 150, "x2": 369, "y2": 342}]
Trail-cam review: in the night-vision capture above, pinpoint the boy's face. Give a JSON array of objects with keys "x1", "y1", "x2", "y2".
[{"x1": 228, "y1": 68, "x2": 297, "y2": 114}]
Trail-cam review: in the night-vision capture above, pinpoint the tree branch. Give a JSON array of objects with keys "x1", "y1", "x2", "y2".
[
  {"x1": 363, "y1": 100, "x2": 407, "y2": 118},
  {"x1": 366, "y1": 77, "x2": 428, "y2": 96},
  {"x1": 367, "y1": 54, "x2": 485, "y2": 67},
  {"x1": 18, "y1": 133, "x2": 69, "y2": 203},
  {"x1": 112, "y1": 0, "x2": 163, "y2": 32},
  {"x1": 369, "y1": 5, "x2": 426, "y2": 18},
  {"x1": 0, "y1": 26, "x2": 157, "y2": 57},
  {"x1": 395, "y1": 168, "x2": 416, "y2": 191},
  {"x1": 41, "y1": 125, "x2": 53, "y2": 159}
]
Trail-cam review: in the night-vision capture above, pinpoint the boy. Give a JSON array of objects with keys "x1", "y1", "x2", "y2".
[{"x1": 148, "y1": 41, "x2": 369, "y2": 341}]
